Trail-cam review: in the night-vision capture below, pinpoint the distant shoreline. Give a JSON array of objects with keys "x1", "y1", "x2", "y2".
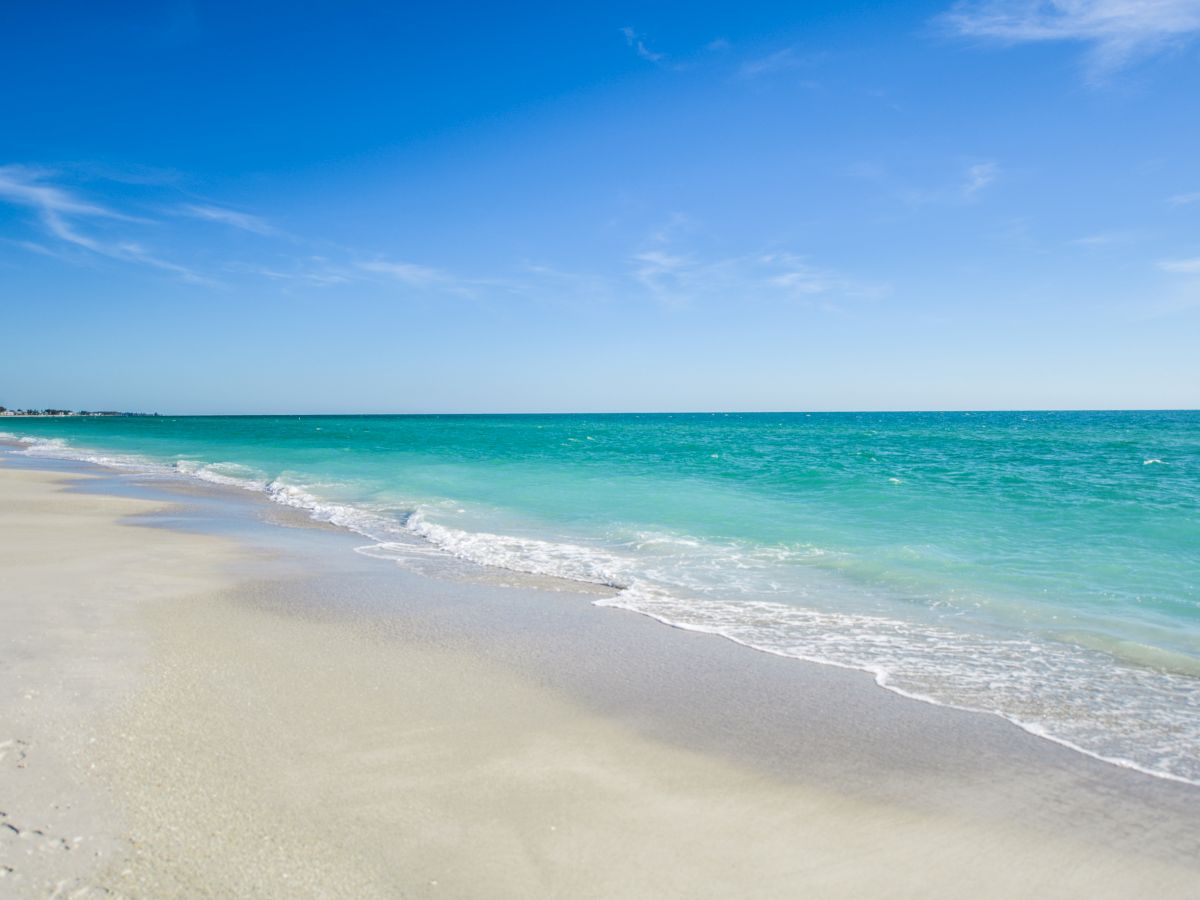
[
  {"x1": 0, "y1": 411, "x2": 155, "y2": 418},
  {"x1": 2, "y1": 408, "x2": 1198, "y2": 418}
]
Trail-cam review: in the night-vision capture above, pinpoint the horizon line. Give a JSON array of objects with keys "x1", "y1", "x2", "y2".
[{"x1": 4, "y1": 407, "x2": 1199, "y2": 417}]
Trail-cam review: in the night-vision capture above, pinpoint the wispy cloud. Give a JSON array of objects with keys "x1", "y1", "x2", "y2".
[
  {"x1": 0, "y1": 163, "x2": 495, "y2": 293},
  {"x1": 630, "y1": 232, "x2": 885, "y2": 308},
  {"x1": 354, "y1": 258, "x2": 513, "y2": 299},
  {"x1": 939, "y1": 0, "x2": 1200, "y2": 80},
  {"x1": 1158, "y1": 256, "x2": 1200, "y2": 273},
  {"x1": 357, "y1": 259, "x2": 448, "y2": 286},
  {"x1": 760, "y1": 252, "x2": 860, "y2": 296},
  {"x1": 848, "y1": 158, "x2": 1001, "y2": 205},
  {"x1": 516, "y1": 261, "x2": 612, "y2": 305},
  {"x1": 0, "y1": 164, "x2": 131, "y2": 234},
  {"x1": 886, "y1": 160, "x2": 1001, "y2": 205},
  {"x1": 181, "y1": 203, "x2": 277, "y2": 235},
  {"x1": 224, "y1": 259, "x2": 351, "y2": 286},
  {"x1": 738, "y1": 47, "x2": 824, "y2": 80},
  {"x1": 630, "y1": 249, "x2": 692, "y2": 297},
  {"x1": 0, "y1": 163, "x2": 885, "y2": 312},
  {"x1": 0, "y1": 164, "x2": 203, "y2": 279},
  {"x1": 961, "y1": 161, "x2": 999, "y2": 197},
  {"x1": 1167, "y1": 190, "x2": 1200, "y2": 206},
  {"x1": 621, "y1": 26, "x2": 665, "y2": 63},
  {"x1": 0, "y1": 237, "x2": 65, "y2": 259},
  {"x1": 739, "y1": 48, "x2": 800, "y2": 77},
  {"x1": 111, "y1": 240, "x2": 204, "y2": 279}
]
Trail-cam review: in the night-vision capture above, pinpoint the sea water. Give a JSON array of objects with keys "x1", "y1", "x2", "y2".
[{"x1": 4, "y1": 411, "x2": 1198, "y2": 782}]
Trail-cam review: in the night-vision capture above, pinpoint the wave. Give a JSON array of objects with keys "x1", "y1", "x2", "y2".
[{"x1": 3, "y1": 430, "x2": 1198, "y2": 787}]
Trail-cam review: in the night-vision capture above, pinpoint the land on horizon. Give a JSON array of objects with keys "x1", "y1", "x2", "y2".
[{"x1": 5, "y1": 406, "x2": 1200, "y2": 418}]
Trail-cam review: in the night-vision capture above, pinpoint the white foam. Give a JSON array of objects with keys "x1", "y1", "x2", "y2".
[
  {"x1": 405, "y1": 509, "x2": 629, "y2": 588},
  {"x1": 595, "y1": 586, "x2": 1200, "y2": 786},
  {"x1": 10, "y1": 434, "x2": 175, "y2": 474}
]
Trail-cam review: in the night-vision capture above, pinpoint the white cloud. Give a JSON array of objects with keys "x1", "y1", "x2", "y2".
[
  {"x1": 737, "y1": 47, "x2": 824, "y2": 80},
  {"x1": 355, "y1": 258, "x2": 509, "y2": 299},
  {"x1": 893, "y1": 160, "x2": 1001, "y2": 205},
  {"x1": 1167, "y1": 190, "x2": 1200, "y2": 205},
  {"x1": 621, "y1": 26, "x2": 664, "y2": 63},
  {"x1": 629, "y1": 235, "x2": 884, "y2": 308},
  {"x1": 0, "y1": 164, "x2": 889, "y2": 310},
  {"x1": 0, "y1": 164, "x2": 476, "y2": 292},
  {"x1": 962, "y1": 161, "x2": 999, "y2": 197},
  {"x1": 224, "y1": 260, "x2": 351, "y2": 286},
  {"x1": 940, "y1": 0, "x2": 1200, "y2": 79},
  {"x1": 182, "y1": 203, "x2": 277, "y2": 235},
  {"x1": 761, "y1": 258, "x2": 841, "y2": 295},
  {"x1": 631, "y1": 249, "x2": 690, "y2": 282},
  {"x1": 1158, "y1": 256, "x2": 1200, "y2": 273},
  {"x1": 0, "y1": 165, "x2": 119, "y2": 220},
  {"x1": 739, "y1": 48, "x2": 801, "y2": 77},
  {"x1": 0, "y1": 164, "x2": 200, "y2": 278},
  {"x1": 114, "y1": 240, "x2": 207, "y2": 280},
  {"x1": 0, "y1": 164, "x2": 133, "y2": 253},
  {"x1": 357, "y1": 259, "x2": 448, "y2": 286},
  {"x1": 513, "y1": 262, "x2": 613, "y2": 306},
  {"x1": 227, "y1": 256, "x2": 474, "y2": 293}
]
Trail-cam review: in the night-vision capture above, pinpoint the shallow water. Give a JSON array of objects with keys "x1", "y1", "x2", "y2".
[{"x1": 4, "y1": 410, "x2": 1198, "y2": 782}]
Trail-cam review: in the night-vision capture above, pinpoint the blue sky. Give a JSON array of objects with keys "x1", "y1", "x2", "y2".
[{"x1": 2, "y1": 0, "x2": 1198, "y2": 413}]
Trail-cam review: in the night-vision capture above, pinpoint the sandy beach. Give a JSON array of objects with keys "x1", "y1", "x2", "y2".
[
  {"x1": 7, "y1": 0, "x2": 1199, "y2": 893},
  {"x1": 2, "y1": 458, "x2": 1198, "y2": 898}
]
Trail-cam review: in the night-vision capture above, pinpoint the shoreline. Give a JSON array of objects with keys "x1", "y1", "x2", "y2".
[
  {"x1": 2, "y1": 456, "x2": 1198, "y2": 896},
  {"x1": 4, "y1": 429, "x2": 1197, "y2": 788}
]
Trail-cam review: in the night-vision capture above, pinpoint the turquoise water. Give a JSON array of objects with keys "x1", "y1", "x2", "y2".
[{"x1": 4, "y1": 411, "x2": 1199, "y2": 781}]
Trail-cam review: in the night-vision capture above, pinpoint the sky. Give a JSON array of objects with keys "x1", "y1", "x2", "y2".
[{"x1": 1, "y1": 0, "x2": 1199, "y2": 414}]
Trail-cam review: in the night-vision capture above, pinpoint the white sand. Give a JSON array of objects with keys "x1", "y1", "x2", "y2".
[{"x1": 2, "y1": 463, "x2": 1197, "y2": 898}]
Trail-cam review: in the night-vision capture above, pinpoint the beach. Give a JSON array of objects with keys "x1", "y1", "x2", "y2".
[
  {"x1": 6, "y1": 0, "x2": 1198, "y2": 893},
  {"x1": 2, "y1": 457, "x2": 1198, "y2": 897}
]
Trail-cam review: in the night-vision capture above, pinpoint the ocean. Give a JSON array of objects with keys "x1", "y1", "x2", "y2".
[{"x1": 3, "y1": 410, "x2": 1198, "y2": 783}]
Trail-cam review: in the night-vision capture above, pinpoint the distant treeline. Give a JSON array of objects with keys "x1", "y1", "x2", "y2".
[{"x1": 0, "y1": 407, "x2": 157, "y2": 417}]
